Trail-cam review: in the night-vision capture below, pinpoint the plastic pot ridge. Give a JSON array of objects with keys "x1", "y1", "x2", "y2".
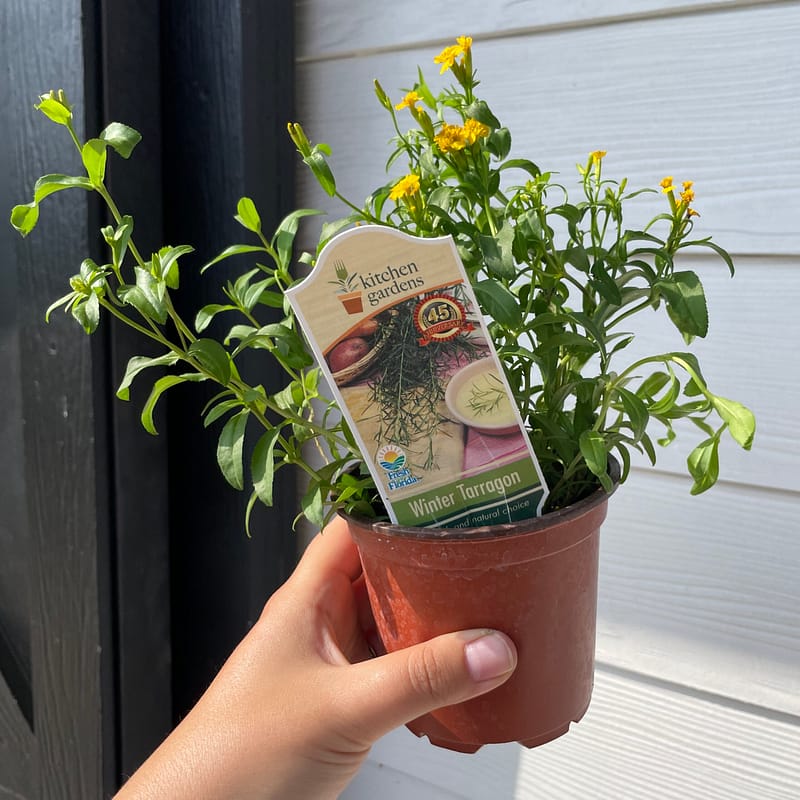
[{"x1": 344, "y1": 478, "x2": 614, "y2": 753}]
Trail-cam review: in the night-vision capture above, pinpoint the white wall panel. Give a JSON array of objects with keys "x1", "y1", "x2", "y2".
[
  {"x1": 296, "y1": 4, "x2": 800, "y2": 256},
  {"x1": 344, "y1": 668, "x2": 800, "y2": 799},
  {"x1": 296, "y1": 2, "x2": 800, "y2": 798},
  {"x1": 599, "y1": 469, "x2": 800, "y2": 714},
  {"x1": 296, "y1": 0, "x2": 779, "y2": 60}
]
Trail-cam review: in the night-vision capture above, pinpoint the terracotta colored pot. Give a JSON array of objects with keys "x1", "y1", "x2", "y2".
[{"x1": 345, "y1": 477, "x2": 615, "y2": 753}]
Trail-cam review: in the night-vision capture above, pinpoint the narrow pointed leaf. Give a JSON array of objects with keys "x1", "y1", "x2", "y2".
[
  {"x1": 251, "y1": 427, "x2": 284, "y2": 505},
  {"x1": 116, "y1": 352, "x2": 181, "y2": 400},
  {"x1": 216, "y1": 409, "x2": 250, "y2": 490}
]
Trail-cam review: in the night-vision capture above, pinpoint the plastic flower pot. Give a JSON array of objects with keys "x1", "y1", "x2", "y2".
[{"x1": 345, "y1": 468, "x2": 617, "y2": 753}]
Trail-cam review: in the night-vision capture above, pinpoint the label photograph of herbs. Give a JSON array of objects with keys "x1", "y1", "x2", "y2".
[{"x1": 323, "y1": 278, "x2": 537, "y2": 499}]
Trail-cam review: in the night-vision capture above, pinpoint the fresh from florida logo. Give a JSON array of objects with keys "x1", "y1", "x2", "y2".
[
  {"x1": 377, "y1": 445, "x2": 406, "y2": 471},
  {"x1": 376, "y1": 445, "x2": 420, "y2": 491}
]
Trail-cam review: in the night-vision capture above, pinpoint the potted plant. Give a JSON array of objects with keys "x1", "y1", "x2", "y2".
[{"x1": 12, "y1": 38, "x2": 754, "y2": 752}]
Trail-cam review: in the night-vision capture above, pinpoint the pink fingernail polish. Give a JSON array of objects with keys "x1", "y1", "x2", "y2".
[{"x1": 464, "y1": 632, "x2": 516, "y2": 682}]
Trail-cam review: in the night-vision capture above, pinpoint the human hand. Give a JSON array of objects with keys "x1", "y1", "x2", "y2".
[{"x1": 115, "y1": 517, "x2": 517, "y2": 799}]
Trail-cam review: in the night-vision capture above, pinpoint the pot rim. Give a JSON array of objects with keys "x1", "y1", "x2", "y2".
[{"x1": 342, "y1": 458, "x2": 620, "y2": 541}]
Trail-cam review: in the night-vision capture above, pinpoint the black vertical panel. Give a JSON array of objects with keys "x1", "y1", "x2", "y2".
[
  {"x1": 1, "y1": 0, "x2": 115, "y2": 795},
  {"x1": 161, "y1": 0, "x2": 299, "y2": 716},
  {"x1": 99, "y1": 0, "x2": 173, "y2": 779}
]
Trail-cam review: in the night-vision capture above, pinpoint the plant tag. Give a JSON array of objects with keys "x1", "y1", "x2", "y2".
[{"x1": 287, "y1": 226, "x2": 549, "y2": 527}]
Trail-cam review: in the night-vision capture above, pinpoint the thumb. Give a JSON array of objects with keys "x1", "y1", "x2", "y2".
[{"x1": 341, "y1": 629, "x2": 517, "y2": 743}]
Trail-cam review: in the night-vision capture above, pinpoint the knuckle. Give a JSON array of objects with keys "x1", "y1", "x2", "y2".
[{"x1": 406, "y1": 643, "x2": 455, "y2": 704}]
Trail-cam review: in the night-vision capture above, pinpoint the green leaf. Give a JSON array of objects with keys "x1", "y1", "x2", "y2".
[
  {"x1": 579, "y1": 430, "x2": 613, "y2": 491},
  {"x1": 304, "y1": 150, "x2": 336, "y2": 196},
  {"x1": 591, "y1": 261, "x2": 622, "y2": 305},
  {"x1": 479, "y1": 226, "x2": 515, "y2": 279},
  {"x1": 116, "y1": 352, "x2": 181, "y2": 400},
  {"x1": 563, "y1": 246, "x2": 590, "y2": 273},
  {"x1": 647, "y1": 371, "x2": 680, "y2": 416},
  {"x1": 195, "y1": 303, "x2": 237, "y2": 333},
  {"x1": 71, "y1": 293, "x2": 100, "y2": 333},
  {"x1": 473, "y1": 280, "x2": 521, "y2": 327},
  {"x1": 141, "y1": 374, "x2": 193, "y2": 435},
  {"x1": 10, "y1": 203, "x2": 39, "y2": 236},
  {"x1": 615, "y1": 387, "x2": 649, "y2": 441},
  {"x1": 318, "y1": 216, "x2": 359, "y2": 253},
  {"x1": 45, "y1": 291, "x2": 78, "y2": 321},
  {"x1": 99, "y1": 122, "x2": 142, "y2": 158},
  {"x1": 300, "y1": 480, "x2": 326, "y2": 528},
  {"x1": 36, "y1": 96, "x2": 72, "y2": 125},
  {"x1": 244, "y1": 490, "x2": 260, "y2": 538},
  {"x1": 216, "y1": 410, "x2": 250, "y2": 490},
  {"x1": 201, "y1": 244, "x2": 268, "y2": 273},
  {"x1": 188, "y1": 338, "x2": 232, "y2": 385},
  {"x1": 33, "y1": 174, "x2": 93, "y2": 203},
  {"x1": 235, "y1": 197, "x2": 261, "y2": 233},
  {"x1": 105, "y1": 215, "x2": 134, "y2": 268},
  {"x1": 486, "y1": 127, "x2": 511, "y2": 160},
  {"x1": 464, "y1": 99, "x2": 500, "y2": 128},
  {"x1": 498, "y1": 158, "x2": 540, "y2": 178},
  {"x1": 655, "y1": 270, "x2": 708, "y2": 339},
  {"x1": 118, "y1": 266, "x2": 168, "y2": 323},
  {"x1": 203, "y1": 398, "x2": 242, "y2": 428},
  {"x1": 153, "y1": 244, "x2": 193, "y2": 289},
  {"x1": 251, "y1": 427, "x2": 284, "y2": 505},
  {"x1": 256, "y1": 290, "x2": 286, "y2": 309},
  {"x1": 711, "y1": 395, "x2": 756, "y2": 449},
  {"x1": 687, "y1": 436, "x2": 720, "y2": 494},
  {"x1": 81, "y1": 138, "x2": 108, "y2": 185},
  {"x1": 273, "y1": 208, "x2": 324, "y2": 269},
  {"x1": 535, "y1": 332, "x2": 598, "y2": 354},
  {"x1": 680, "y1": 238, "x2": 735, "y2": 277}
]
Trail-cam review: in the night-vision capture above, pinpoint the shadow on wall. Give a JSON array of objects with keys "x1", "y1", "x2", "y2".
[{"x1": 342, "y1": 728, "x2": 522, "y2": 798}]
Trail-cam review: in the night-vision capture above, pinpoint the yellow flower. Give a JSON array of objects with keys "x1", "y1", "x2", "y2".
[
  {"x1": 389, "y1": 173, "x2": 421, "y2": 201},
  {"x1": 456, "y1": 35, "x2": 473, "y2": 52},
  {"x1": 395, "y1": 90, "x2": 421, "y2": 111},
  {"x1": 687, "y1": 207, "x2": 700, "y2": 217},
  {"x1": 682, "y1": 180, "x2": 694, "y2": 191},
  {"x1": 590, "y1": 150, "x2": 607, "y2": 163},
  {"x1": 463, "y1": 118, "x2": 490, "y2": 143},
  {"x1": 434, "y1": 123, "x2": 468, "y2": 152},
  {"x1": 680, "y1": 188, "x2": 695, "y2": 205},
  {"x1": 434, "y1": 36, "x2": 472, "y2": 74},
  {"x1": 660, "y1": 176, "x2": 675, "y2": 194}
]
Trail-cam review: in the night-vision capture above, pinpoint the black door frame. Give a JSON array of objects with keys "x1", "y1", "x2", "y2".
[{"x1": 1, "y1": 1, "x2": 298, "y2": 793}]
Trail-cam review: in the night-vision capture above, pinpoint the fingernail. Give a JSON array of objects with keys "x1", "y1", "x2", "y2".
[{"x1": 463, "y1": 631, "x2": 516, "y2": 683}]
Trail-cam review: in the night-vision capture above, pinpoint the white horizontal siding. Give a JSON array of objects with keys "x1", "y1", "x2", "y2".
[
  {"x1": 296, "y1": 1, "x2": 800, "y2": 797},
  {"x1": 619, "y1": 254, "x2": 800, "y2": 493},
  {"x1": 296, "y1": 0, "x2": 780, "y2": 60},
  {"x1": 343, "y1": 668, "x2": 800, "y2": 799},
  {"x1": 296, "y1": 3, "x2": 800, "y2": 256},
  {"x1": 599, "y1": 468, "x2": 800, "y2": 714}
]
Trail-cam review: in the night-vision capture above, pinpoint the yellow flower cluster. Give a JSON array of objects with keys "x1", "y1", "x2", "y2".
[
  {"x1": 395, "y1": 90, "x2": 421, "y2": 111},
  {"x1": 434, "y1": 119, "x2": 490, "y2": 153},
  {"x1": 661, "y1": 176, "x2": 699, "y2": 217},
  {"x1": 434, "y1": 36, "x2": 472, "y2": 74},
  {"x1": 590, "y1": 150, "x2": 607, "y2": 164},
  {"x1": 389, "y1": 173, "x2": 421, "y2": 201}
]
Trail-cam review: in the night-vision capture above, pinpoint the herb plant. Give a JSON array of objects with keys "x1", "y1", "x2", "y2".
[
  {"x1": 289, "y1": 36, "x2": 755, "y2": 510},
  {"x1": 12, "y1": 38, "x2": 755, "y2": 530}
]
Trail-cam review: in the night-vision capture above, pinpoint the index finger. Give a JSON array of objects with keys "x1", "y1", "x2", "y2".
[{"x1": 298, "y1": 515, "x2": 363, "y2": 584}]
